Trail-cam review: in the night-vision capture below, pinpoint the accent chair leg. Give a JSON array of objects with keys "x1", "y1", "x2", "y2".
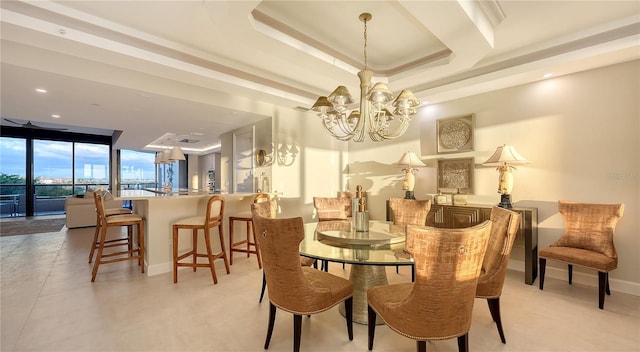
[
  {"x1": 367, "y1": 305, "x2": 376, "y2": 351},
  {"x1": 598, "y1": 271, "x2": 607, "y2": 309},
  {"x1": 457, "y1": 333, "x2": 469, "y2": 352},
  {"x1": 539, "y1": 258, "x2": 546, "y2": 290},
  {"x1": 344, "y1": 297, "x2": 353, "y2": 340},
  {"x1": 606, "y1": 273, "x2": 611, "y2": 295},
  {"x1": 487, "y1": 298, "x2": 506, "y2": 343},
  {"x1": 293, "y1": 314, "x2": 302, "y2": 352},
  {"x1": 259, "y1": 271, "x2": 266, "y2": 303},
  {"x1": 568, "y1": 264, "x2": 573, "y2": 284},
  {"x1": 265, "y1": 303, "x2": 276, "y2": 349},
  {"x1": 417, "y1": 341, "x2": 426, "y2": 352}
]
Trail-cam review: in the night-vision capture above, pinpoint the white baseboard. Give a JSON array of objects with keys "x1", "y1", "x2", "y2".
[
  {"x1": 146, "y1": 261, "x2": 172, "y2": 277},
  {"x1": 508, "y1": 260, "x2": 640, "y2": 296}
]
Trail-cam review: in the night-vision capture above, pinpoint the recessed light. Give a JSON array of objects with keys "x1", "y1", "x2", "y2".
[
  {"x1": 51, "y1": 114, "x2": 61, "y2": 118},
  {"x1": 35, "y1": 88, "x2": 47, "y2": 94},
  {"x1": 543, "y1": 73, "x2": 554, "y2": 78}
]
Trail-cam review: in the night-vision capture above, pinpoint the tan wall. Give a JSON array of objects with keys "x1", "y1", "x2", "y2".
[{"x1": 348, "y1": 60, "x2": 640, "y2": 293}]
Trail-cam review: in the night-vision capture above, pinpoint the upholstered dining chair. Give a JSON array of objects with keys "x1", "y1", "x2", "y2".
[
  {"x1": 254, "y1": 200, "x2": 316, "y2": 303},
  {"x1": 367, "y1": 221, "x2": 491, "y2": 352},
  {"x1": 388, "y1": 197, "x2": 431, "y2": 226},
  {"x1": 91, "y1": 193, "x2": 145, "y2": 282},
  {"x1": 313, "y1": 196, "x2": 352, "y2": 271},
  {"x1": 388, "y1": 197, "x2": 431, "y2": 277},
  {"x1": 172, "y1": 195, "x2": 230, "y2": 284},
  {"x1": 539, "y1": 201, "x2": 624, "y2": 309},
  {"x1": 252, "y1": 207, "x2": 354, "y2": 352},
  {"x1": 476, "y1": 207, "x2": 521, "y2": 344},
  {"x1": 313, "y1": 197, "x2": 352, "y2": 221}
]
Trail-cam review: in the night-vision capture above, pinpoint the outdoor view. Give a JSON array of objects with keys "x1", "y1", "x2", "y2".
[{"x1": 0, "y1": 136, "x2": 158, "y2": 217}]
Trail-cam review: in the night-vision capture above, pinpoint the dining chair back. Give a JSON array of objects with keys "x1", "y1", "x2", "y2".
[
  {"x1": 388, "y1": 198, "x2": 431, "y2": 226},
  {"x1": 476, "y1": 207, "x2": 521, "y2": 343},
  {"x1": 539, "y1": 201, "x2": 624, "y2": 309},
  {"x1": 313, "y1": 197, "x2": 352, "y2": 221},
  {"x1": 252, "y1": 207, "x2": 354, "y2": 352},
  {"x1": 367, "y1": 221, "x2": 491, "y2": 352}
]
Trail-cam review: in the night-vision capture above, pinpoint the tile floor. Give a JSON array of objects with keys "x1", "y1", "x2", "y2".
[{"x1": 1, "y1": 223, "x2": 639, "y2": 352}]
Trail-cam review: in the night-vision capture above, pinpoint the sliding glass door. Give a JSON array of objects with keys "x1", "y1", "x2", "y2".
[
  {"x1": 33, "y1": 140, "x2": 73, "y2": 215},
  {"x1": 0, "y1": 137, "x2": 26, "y2": 217}
]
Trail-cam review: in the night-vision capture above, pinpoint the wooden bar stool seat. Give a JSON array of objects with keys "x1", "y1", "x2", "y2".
[
  {"x1": 91, "y1": 193, "x2": 145, "y2": 282},
  {"x1": 172, "y1": 195, "x2": 230, "y2": 284},
  {"x1": 228, "y1": 194, "x2": 270, "y2": 268}
]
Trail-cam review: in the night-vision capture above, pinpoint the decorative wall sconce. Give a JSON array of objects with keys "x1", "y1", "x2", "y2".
[{"x1": 276, "y1": 144, "x2": 299, "y2": 166}]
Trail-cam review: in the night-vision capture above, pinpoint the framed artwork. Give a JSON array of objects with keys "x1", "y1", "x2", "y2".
[
  {"x1": 436, "y1": 114, "x2": 474, "y2": 153},
  {"x1": 437, "y1": 157, "x2": 475, "y2": 194}
]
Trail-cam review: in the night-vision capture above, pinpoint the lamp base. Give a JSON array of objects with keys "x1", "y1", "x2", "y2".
[
  {"x1": 498, "y1": 194, "x2": 512, "y2": 209},
  {"x1": 404, "y1": 191, "x2": 415, "y2": 200}
]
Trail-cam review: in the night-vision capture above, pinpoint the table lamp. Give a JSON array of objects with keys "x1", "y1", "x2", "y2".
[
  {"x1": 483, "y1": 144, "x2": 530, "y2": 208},
  {"x1": 396, "y1": 151, "x2": 425, "y2": 199}
]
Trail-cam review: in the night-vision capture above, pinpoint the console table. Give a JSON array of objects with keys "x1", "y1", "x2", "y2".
[{"x1": 387, "y1": 203, "x2": 538, "y2": 285}]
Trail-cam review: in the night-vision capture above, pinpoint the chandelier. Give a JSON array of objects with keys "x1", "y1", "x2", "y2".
[{"x1": 310, "y1": 13, "x2": 420, "y2": 142}]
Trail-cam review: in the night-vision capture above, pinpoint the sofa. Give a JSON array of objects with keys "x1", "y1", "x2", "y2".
[{"x1": 64, "y1": 191, "x2": 123, "y2": 228}]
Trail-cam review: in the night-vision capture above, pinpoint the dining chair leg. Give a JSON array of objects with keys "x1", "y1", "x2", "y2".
[
  {"x1": 367, "y1": 305, "x2": 376, "y2": 351},
  {"x1": 487, "y1": 298, "x2": 506, "y2": 343},
  {"x1": 568, "y1": 264, "x2": 573, "y2": 284},
  {"x1": 265, "y1": 303, "x2": 276, "y2": 349},
  {"x1": 539, "y1": 258, "x2": 547, "y2": 290},
  {"x1": 293, "y1": 314, "x2": 302, "y2": 352},
  {"x1": 598, "y1": 271, "x2": 607, "y2": 309},
  {"x1": 344, "y1": 297, "x2": 353, "y2": 340},
  {"x1": 417, "y1": 341, "x2": 426, "y2": 352},
  {"x1": 259, "y1": 271, "x2": 266, "y2": 303},
  {"x1": 457, "y1": 333, "x2": 469, "y2": 352}
]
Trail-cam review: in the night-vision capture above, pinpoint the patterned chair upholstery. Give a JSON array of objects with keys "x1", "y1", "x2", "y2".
[
  {"x1": 367, "y1": 221, "x2": 492, "y2": 352},
  {"x1": 539, "y1": 201, "x2": 624, "y2": 309}
]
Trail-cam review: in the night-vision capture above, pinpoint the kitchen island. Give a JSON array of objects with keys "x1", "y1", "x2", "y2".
[{"x1": 115, "y1": 190, "x2": 262, "y2": 276}]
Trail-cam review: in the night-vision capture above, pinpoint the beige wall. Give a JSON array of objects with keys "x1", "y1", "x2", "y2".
[{"x1": 348, "y1": 60, "x2": 640, "y2": 293}]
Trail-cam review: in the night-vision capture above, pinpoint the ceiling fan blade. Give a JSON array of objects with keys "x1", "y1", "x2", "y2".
[
  {"x1": 25, "y1": 122, "x2": 68, "y2": 131},
  {"x1": 3, "y1": 118, "x2": 23, "y2": 126}
]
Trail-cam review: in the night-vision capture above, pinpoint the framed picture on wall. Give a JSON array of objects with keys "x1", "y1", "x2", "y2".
[
  {"x1": 437, "y1": 157, "x2": 475, "y2": 194},
  {"x1": 436, "y1": 114, "x2": 474, "y2": 153}
]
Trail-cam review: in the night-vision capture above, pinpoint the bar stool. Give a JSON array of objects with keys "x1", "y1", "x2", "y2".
[
  {"x1": 89, "y1": 192, "x2": 133, "y2": 264},
  {"x1": 172, "y1": 195, "x2": 230, "y2": 284},
  {"x1": 228, "y1": 194, "x2": 269, "y2": 268},
  {"x1": 91, "y1": 193, "x2": 145, "y2": 282}
]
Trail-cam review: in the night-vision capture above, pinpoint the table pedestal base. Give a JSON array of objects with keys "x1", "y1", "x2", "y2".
[{"x1": 339, "y1": 264, "x2": 387, "y2": 325}]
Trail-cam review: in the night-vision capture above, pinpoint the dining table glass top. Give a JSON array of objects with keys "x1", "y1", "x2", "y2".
[{"x1": 300, "y1": 220, "x2": 413, "y2": 266}]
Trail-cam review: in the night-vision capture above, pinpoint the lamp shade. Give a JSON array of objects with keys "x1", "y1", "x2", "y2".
[
  {"x1": 168, "y1": 145, "x2": 186, "y2": 161},
  {"x1": 483, "y1": 145, "x2": 530, "y2": 166},
  {"x1": 396, "y1": 151, "x2": 426, "y2": 168},
  {"x1": 160, "y1": 149, "x2": 171, "y2": 164}
]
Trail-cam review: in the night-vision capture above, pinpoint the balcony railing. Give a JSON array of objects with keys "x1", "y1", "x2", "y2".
[{"x1": 0, "y1": 182, "x2": 157, "y2": 217}]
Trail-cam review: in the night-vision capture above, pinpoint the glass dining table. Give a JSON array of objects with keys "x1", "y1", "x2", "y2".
[{"x1": 300, "y1": 220, "x2": 414, "y2": 324}]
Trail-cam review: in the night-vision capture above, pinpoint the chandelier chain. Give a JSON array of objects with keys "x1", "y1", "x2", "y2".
[{"x1": 363, "y1": 17, "x2": 368, "y2": 70}]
